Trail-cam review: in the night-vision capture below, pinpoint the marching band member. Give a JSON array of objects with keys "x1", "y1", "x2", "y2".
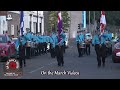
[
  {"x1": 24, "y1": 30, "x2": 32, "y2": 59},
  {"x1": 40, "y1": 34, "x2": 44, "y2": 55},
  {"x1": 82, "y1": 30, "x2": 86, "y2": 55},
  {"x1": 76, "y1": 31, "x2": 81, "y2": 57},
  {"x1": 107, "y1": 31, "x2": 112, "y2": 55},
  {"x1": 46, "y1": 34, "x2": 51, "y2": 53},
  {"x1": 60, "y1": 30, "x2": 66, "y2": 53},
  {"x1": 43, "y1": 34, "x2": 48, "y2": 54},
  {"x1": 37, "y1": 34, "x2": 42, "y2": 56},
  {"x1": 50, "y1": 32, "x2": 57, "y2": 58},
  {"x1": 31, "y1": 33, "x2": 36, "y2": 57},
  {"x1": 55, "y1": 33, "x2": 64, "y2": 67},
  {"x1": 92, "y1": 31, "x2": 101, "y2": 67},
  {"x1": 92, "y1": 31, "x2": 107, "y2": 68},
  {"x1": 38, "y1": 33, "x2": 43, "y2": 56},
  {"x1": 33, "y1": 33, "x2": 39, "y2": 56},
  {"x1": 79, "y1": 31, "x2": 85, "y2": 56}
]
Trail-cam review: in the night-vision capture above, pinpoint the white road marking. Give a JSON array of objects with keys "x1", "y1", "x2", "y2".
[
  {"x1": 29, "y1": 61, "x2": 56, "y2": 73},
  {"x1": 16, "y1": 61, "x2": 56, "y2": 79},
  {"x1": 29, "y1": 66, "x2": 45, "y2": 73}
]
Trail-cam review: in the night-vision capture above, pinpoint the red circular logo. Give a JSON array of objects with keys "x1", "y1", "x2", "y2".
[
  {"x1": 9, "y1": 61, "x2": 17, "y2": 69},
  {"x1": 5, "y1": 58, "x2": 20, "y2": 70}
]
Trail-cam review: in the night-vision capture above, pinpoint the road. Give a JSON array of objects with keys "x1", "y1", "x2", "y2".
[{"x1": 0, "y1": 39, "x2": 120, "y2": 79}]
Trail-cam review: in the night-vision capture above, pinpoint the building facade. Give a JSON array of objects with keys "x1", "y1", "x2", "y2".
[
  {"x1": 0, "y1": 11, "x2": 45, "y2": 37},
  {"x1": 69, "y1": 11, "x2": 82, "y2": 38},
  {"x1": 24, "y1": 11, "x2": 44, "y2": 34},
  {"x1": 0, "y1": 11, "x2": 7, "y2": 34}
]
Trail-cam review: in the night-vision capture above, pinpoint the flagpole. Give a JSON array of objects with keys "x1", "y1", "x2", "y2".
[{"x1": 20, "y1": 11, "x2": 24, "y2": 36}]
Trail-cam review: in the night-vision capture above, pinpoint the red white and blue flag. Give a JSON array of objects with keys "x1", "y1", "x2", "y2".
[
  {"x1": 20, "y1": 11, "x2": 24, "y2": 36},
  {"x1": 100, "y1": 11, "x2": 106, "y2": 34},
  {"x1": 57, "y1": 11, "x2": 62, "y2": 42}
]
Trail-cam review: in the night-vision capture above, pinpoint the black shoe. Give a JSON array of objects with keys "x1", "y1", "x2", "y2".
[
  {"x1": 103, "y1": 63, "x2": 105, "y2": 67},
  {"x1": 98, "y1": 66, "x2": 100, "y2": 68},
  {"x1": 24, "y1": 64, "x2": 26, "y2": 67},
  {"x1": 58, "y1": 64, "x2": 60, "y2": 67},
  {"x1": 98, "y1": 64, "x2": 101, "y2": 68},
  {"x1": 58, "y1": 63, "x2": 61, "y2": 67},
  {"x1": 78, "y1": 56, "x2": 80, "y2": 57}
]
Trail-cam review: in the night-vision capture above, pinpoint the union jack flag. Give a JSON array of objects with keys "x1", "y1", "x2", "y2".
[{"x1": 100, "y1": 11, "x2": 106, "y2": 35}]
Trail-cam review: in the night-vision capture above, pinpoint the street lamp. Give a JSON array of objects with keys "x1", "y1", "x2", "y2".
[
  {"x1": 30, "y1": 12, "x2": 32, "y2": 32},
  {"x1": 40, "y1": 16, "x2": 43, "y2": 34},
  {"x1": 36, "y1": 11, "x2": 38, "y2": 34}
]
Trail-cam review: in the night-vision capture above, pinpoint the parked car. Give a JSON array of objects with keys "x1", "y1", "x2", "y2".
[
  {"x1": 112, "y1": 42, "x2": 120, "y2": 63},
  {"x1": 112, "y1": 37, "x2": 119, "y2": 44},
  {"x1": 0, "y1": 34, "x2": 16, "y2": 61}
]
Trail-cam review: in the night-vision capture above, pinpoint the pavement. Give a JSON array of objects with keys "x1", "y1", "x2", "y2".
[{"x1": 0, "y1": 39, "x2": 120, "y2": 79}]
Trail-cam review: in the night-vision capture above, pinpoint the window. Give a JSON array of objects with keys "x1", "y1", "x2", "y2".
[{"x1": 33, "y1": 22, "x2": 37, "y2": 33}]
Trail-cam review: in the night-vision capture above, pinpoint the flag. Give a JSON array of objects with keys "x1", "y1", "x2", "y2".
[
  {"x1": 20, "y1": 11, "x2": 24, "y2": 36},
  {"x1": 57, "y1": 11, "x2": 62, "y2": 42},
  {"x1": 100, "y1": 11, "x2": 106, "y2": 34}
]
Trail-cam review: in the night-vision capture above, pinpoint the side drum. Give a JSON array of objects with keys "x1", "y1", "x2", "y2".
[{"x1": 26, "y1": 41, "x2": 31, "y2": 47}]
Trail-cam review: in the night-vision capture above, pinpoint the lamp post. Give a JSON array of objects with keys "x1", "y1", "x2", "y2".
[
  {"x1": 40, "y1": 16, "x2": 43, "y2": 34},
  {"x1": 30, "y1": 12, "x2": 32, "y2": 32},
  {"x1": 94, "y1": 11, "x2": 96, "y2": 30},
  {"x1": 36, "y1": 11, "x2": 38, "y2": 34}
]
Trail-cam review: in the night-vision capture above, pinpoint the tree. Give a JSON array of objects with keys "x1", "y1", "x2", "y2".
[
  {"x1": 48, "y1": 11, "x2": 70, "y2": 33},
  {"x1": 61, "y1": 11, "x2": 71, "y2": 32},
  {"x1": 48, "y1": 11, "x2": 57, "y2": 33}
]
